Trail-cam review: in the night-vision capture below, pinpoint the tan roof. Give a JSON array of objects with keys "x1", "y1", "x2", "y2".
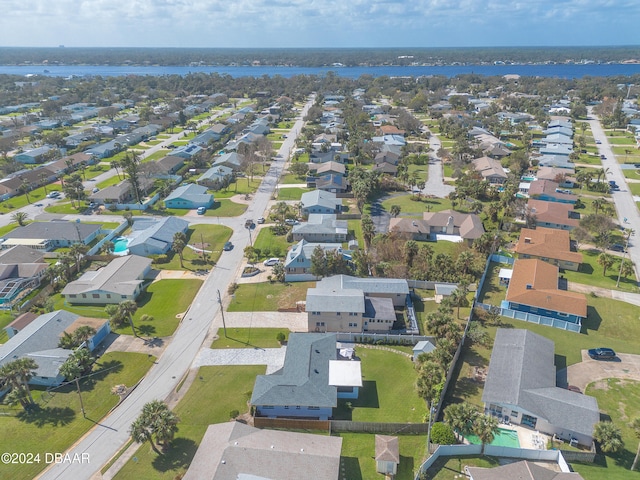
[
  {"x1": 472, "y1": 156, "x2": 507, "y2": 179},
  {"x1": 506, "y1": 259, "x2": 587, "y2": 318},
  {"x1": 389, "y1": 218, "x2": 430, "y2": 234},
  {"x1": 467, "y1": 460, "x2": 584, "y2": 480},
  {"x1": 527, "y1": 200, "x2": 579, "y2": 229},
  {"x1": 63, "y1": 316, "x2": 109, "y2": 335},
  {"x1": 379, "y1": 125, "x2": 405, "y2": 136},
  {"x1": 515, "y1": 227, "x2": 583, "y2": 264},
  {"x1": 7, "y1": 312, "x2": 39, "y2": 331},
  {"x1": 375, "y1": 435, "x2": 400, "y2": 463},
  {"x1": 422, "y1": 210, "x2": 485, "y2": 239},
  {"x1": 536, "y1": 166, "x2": 576, "y2": 181},
  {"x1": 529, "y1": 180, "x2": 577, "y2": 201}
]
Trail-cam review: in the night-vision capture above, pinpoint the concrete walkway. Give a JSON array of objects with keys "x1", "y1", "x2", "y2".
[{"x1": 194, "y1": 346, "x2": 287, "y2": 374}]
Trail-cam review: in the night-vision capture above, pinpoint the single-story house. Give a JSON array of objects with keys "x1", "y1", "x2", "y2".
[
  {"x1": 14, "y1": 145, "x2": 56, "y2": 164},
  {"x1": 543, "y1": 133, "x2": 573, "y2": 145},
  {"x1": 212, "y1": 152, "x2": 245, "y2": 171},
  {"x1": 316, "y1": 173, "x2": 347, "y2": 194},
  {"x1": 466, "y1": 460, "x2": 585, "y2": 480},
  {"x1": 514, "y1": 227, "x2": 582, "y2": 271},
  {"x1": 183, "y1": 422, "x2": 342, "y2": 480},
  {"x1": 537, "y1": 154, "x2": 575, "y2": 170},
  {"x1": 389, "y1": 218, "x2": 431, "y2": 241},
  {"x1": 502, "y1": 259, "x2": 587, "y2": 325},
  {"x1": 539, "y1": 143, "x2": 573, "y2": 157},
  {"x1": 482, "y1": 329, "x2": 599, "y2": 447},
  {"x1": 292, "y1": 214, "x2": 348, "y2": 243},
  {"x1": 527, "y1": 199, "x2": 579, "y2": 231},
  {"x1": 471, "y1": 156, "x2": 508, "y2": 184},
  {"x1": 372, "y1": 162, "x2": 398, "y2": 175},
  {"x1": 127, "y1": 217, "x2": 189, "y2": 257},
  {"x1": 284, "y1": 240, "x2": 344, "y2": 282},
  {"x1": 197, "y1": 165, "x2": 234, "y2": 189},
  {"x1": 171, "y1": 144, "x2": 202, "y2": 159},
  {"x1": 308, "y1": 161, "x2": 346, "y2": 177},
  {"x1": 1, "y1": 221, "x2": 103, "y2": 251},
  {"x1": 250, "y1": 333, "x2": 362, "y2": 420},
  {"x1": 164, "y1": 184, "x2": 214, "y2": 209},
  {"x1": 89, "y1": 177, "x2": 155, "y2": 206},
  {"x1": 61, "y1": 255, "x2": 152, "y2": 305},
  {"x1": 535, "y1": 166, "x2": 575, "y2": 187},
  {"x1": 0, "y1": 310, "x2": 110, "y2": 387},
  {"x1": 422, "y1": 210, "x2": 485, "y2": 243},
  {"x1": 155, "y1": 155, "x2": 185, "y2": 175},
  {"x1": 528, "y1": 180, "x2": 577, "y2": 204},
  {"x1": 47, "y1": 152, "x2": 94, "y2": 176},
  {"x1": 300, "y1": 190, "x2": 343, "y2": 216},
  {"x1": 190, "y1": 128, "x2": 222, "y2": 146}
]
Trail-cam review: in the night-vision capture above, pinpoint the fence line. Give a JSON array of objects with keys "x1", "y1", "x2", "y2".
[
  {"x1": 475, "y1": 303, "x2": 581, "y2": 333},
  {"x1": 330, "y1": 420, "x2": 428, "y2": 435},
  {"x1": 335, "y1": 332, "x2": 435, "y2": 345}
]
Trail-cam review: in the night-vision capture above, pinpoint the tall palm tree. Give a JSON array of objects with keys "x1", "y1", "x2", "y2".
[
  {"x1": 130, "y1": 400, "x2": 180, "y2": 454},
  {"x1": 10, "y1": 211, "x2": 29, "y2": 227},
  {"x1": 598, "y1": 252, "x2": 615, "y2": 276},
  {"x1": 60, "y1": 349, "x2": 94, "y2": 417},
  {"x1": 361, "y1": 215, "x2": 376, "y2": 250},
  {"x1": 73, "y1": 326, "x2": 97, "y2": 348},
  {"x1": 593, "y1": 421, "x2": 624, "y2": 454},
  {"x1": 444, "y1": 402, "x2": 478, "y2": 441},
  {"x1": 118, "y1": 300, "x2": 139, "y2": 337},
  {"x1": 473, "y1": 414, "x2": 499, "y2": 454},
  {"x1": 0, "y1": 358, "x2": 38, "y2": 409},
  {"x1": 68, "y1": 243, "x2": 89, "y2": 274}
]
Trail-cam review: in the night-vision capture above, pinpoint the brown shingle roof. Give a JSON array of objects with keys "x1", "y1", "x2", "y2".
[
  {"x1": 375, "y1": 435, "x2": 399, "y2": 463},
  {"x1": 515, "y1": 227, "x2": 583, "y2": 264},
  {"x1": 529, "y1": 180, "x2": 577, "y2": 202},
  {"x1": 389, "y1": 218, "x2": 430, "y2": 234},
  {"x1": 422, "y1": 210, "x2": 485, "y2": 239},
  {"x1": 527, "y1": 200, "x2": 579, "y2": 229},
  {"x1": 506, "y1": 259, "x2": 587, "y2": 318}
]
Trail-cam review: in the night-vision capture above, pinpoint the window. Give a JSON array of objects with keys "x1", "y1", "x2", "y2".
[
  {"x1": 106, "y1": 294, "x2": 111, "y2": 299},
  {"x1": 82, "y1": 294, "x2": 87, "y2": 298},
  {"x1": 348, "y1": 322, "x2": 358, "y2": 328},
  {"x1": 336, "y1": 312, "x2": 341, "y2": 316},
  {"x1": 121, "y1": 295, "x2": 127, "y2": 299},
  {"x1": 315, "y1": 322, "x2": 325, "y2": 327},
  {"x1": 92, "y1": 294, "x2": 100, "y2": 299},
  {"x1": 69, "y1": 294, "x2": 77, "y2": 298},
  {"x1": 309, "y1": 406, "x2": 319, "y2": 410},
  {"x1": 349, "y1": 312, "x2": 357, "y2": 316},
  {"x1": 558, "y1": 312, "x2": 569, "y2": 317},
  {"x1": 511, "y1": 410, "x2": 519, "y2": 417},
  {"x1": 284, "y1": 406, "x2": 289, "y2": 409},
  {"x1": 312, "y1": 311, "x2": 321, "y2": 316}
]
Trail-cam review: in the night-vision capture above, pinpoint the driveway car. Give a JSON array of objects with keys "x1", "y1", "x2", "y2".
[
  {"x1": 595, "y1": 140, "x2": 602, "y2": 144},
  {"x1": 257, "y1": 217, "x2": 265, "y2": 224},
  {"x1": 284, "y1": 219, "x2": 299, "y2": 226},
  {"x1": 588, "y1": 347, "x2": 616, "y2": 360},
  {"x1": 263, "y1": 258, "x2": 280, "y2": 266},
  {"x1": 610, "y1": 243, "x2": 625, "y2": 252},
  {"x1": 197, "y1": 207, "x2": 207, "y2": 215},
  {"x1": 223, "y1": 241, "x2": 233, "y2": 251}
]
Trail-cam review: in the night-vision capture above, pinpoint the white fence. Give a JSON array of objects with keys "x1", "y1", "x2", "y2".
[
  {"x1": 475, "y1": 303, "x2": 582, "y2": 333},
  {"x1": 87, "y1": 221, "x2": 128, "y2": 256}
]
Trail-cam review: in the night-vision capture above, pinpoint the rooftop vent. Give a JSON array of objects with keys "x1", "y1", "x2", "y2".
[
  {"x1": 524, "y1": 237, "x2": 531, "y2": 243},
  {"x1": 526, "y1": 284, "x2": 533, "y2": 289}
]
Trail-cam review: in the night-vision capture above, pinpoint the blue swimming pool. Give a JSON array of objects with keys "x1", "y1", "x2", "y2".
[
  {"x1": 113, "y1": 237, "x2": 129, "y2": 254},
  {"x1": 465, "y1": 427, "x2": 520, "y2": 448}
]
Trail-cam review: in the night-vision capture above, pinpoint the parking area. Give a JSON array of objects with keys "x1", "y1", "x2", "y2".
[{"x1": 558, "y1": 351, "x2": 640, "y2": 391}]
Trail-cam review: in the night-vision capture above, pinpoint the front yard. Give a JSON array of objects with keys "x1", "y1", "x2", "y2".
[
  {"x1": 562, "y1": 248, "x2": 638, "y2": 293},
  {"x1": 210, "y1": 327, "x2": 289, "y2": 349},
  {"x1": 226, "y1": 281, "x2": 315, "y2": 312},
  {"x1": 154, "y1": 224, "x2": 232, "y2": 270}
]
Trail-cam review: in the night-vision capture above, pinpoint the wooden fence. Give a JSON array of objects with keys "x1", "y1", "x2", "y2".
[
  {"x1": 330, "y1": 421, "x2": 428, "y2": 435},
  {"x1": 253, "y1": 417, "x2": 330, "y2": 431}
]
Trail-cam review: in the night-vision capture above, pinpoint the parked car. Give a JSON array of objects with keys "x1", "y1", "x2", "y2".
[
  {"x1": 257, "y1": 217, "x2": 265, "y2": 224},
  {"x1": 588, "y1": 347, "x2": 616, "y2": 360},
  {"x1": 197, "y1": 206, "x2": 207, "y2": 215},
  {"x1": 263, "y1": 258, "x2": 280, "y2": 266},
  {"x1": 595, "y1": 140, "x2": 602, "y2": 144},
  {"x1": 600, "y1": 154, "x2": 606, "y2": 159},
  {"x1": 223, "y1": 241, "x2": 233, "y2": 251},
  {"x1": 284, "y1": 219, "x2": 299, "y2": 226},
  {"x1": 245, "y1": 219, "x2": 255, "y2": 228},
  {"x1": 610, "y1": 243, "x2": 625, "y2": 252},
  {"x1": 92, "y1": 187, "x2": 100, "y2": 193}
]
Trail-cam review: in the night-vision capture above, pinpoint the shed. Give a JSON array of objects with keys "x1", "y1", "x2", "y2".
[
  {"x1": 434, "y1": 284, "x2": 457, "y2": 304},
  {"x1": 413, "y1": 340, "x2": 436, "y2": 358},
  {"x1": 375, "y1": 435, "x2": 399, "y2": 476},
  {"x1": 499, "y1": 268, "x2": 513, "y2": 286}
]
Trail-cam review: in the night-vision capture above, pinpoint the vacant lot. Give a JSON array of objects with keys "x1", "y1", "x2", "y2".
[{"x1": 227, "y1": 281, "x2": 314, "y2": 312}]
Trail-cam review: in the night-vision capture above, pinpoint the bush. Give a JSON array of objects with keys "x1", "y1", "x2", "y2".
[
  {"x1": 430, "y1": 422, "x2": 457, "y2": 445},
  {"x1": 228, "y1": 282, "x2": 239, "y2": 295},
  {"x1": 276, "y1": 332, "x2": 286, "y2": 343},
  {"x1": 151, "y1": 254, "x2": 169, "y2": 264},
  {"x1": 229, "y1": 409, "x2": 239, "y2": 419}
]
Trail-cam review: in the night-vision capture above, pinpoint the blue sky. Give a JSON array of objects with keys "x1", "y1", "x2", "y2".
[{"x1": 2, "y1": 0, "x2": 637, "y2": 48}]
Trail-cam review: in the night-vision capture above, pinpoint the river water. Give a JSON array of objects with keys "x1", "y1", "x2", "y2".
[{"x1": 2, "y1": 63, "x2": 640, "y2": 79}]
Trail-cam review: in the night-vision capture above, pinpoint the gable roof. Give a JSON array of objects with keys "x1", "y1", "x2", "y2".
[
  {"x1": 467, "y1": 460, "x2": 584, "y2": 480},
  {"x1": 293, "y1": 214, "x2": 348, "y2": 236},
  {"x1": 316, "y1": 274, "x2": 409, "y2": 296},
  {"x1": 306, "y1": 288, "x2": 365, "y2": 314},
  {"x1": 164, "y1": 183, "x2": 212, "y2": 203},
  {"x1": 527, "y1": 200, "x2": 579, "y2": 228},
  {"x1": 285, "y1": 240, "x2": 342, "y2": 269},
  {"x1": 127, "y1": 217, "x2": 189, "y2": 253},
  {"x1": 3, "y1": 221, "x2": 101, "y2": 243},
  {"x1": 472, "y1": 156, "x2": 507, "y2": 180},
  {"x1": 0, "y1": 245, "x2": 45, "y2": 264},
  {"x1": 250, "y1": 333, "x2": 338, "y2": 408},
  {"x1": 515, "y1": 227, "x2": 582, "y2": 264},
  {"x1": 389, "y1": 218, "x2": 431, "y2": 235},
  {"x1": 506, "y1": 259, "x2": 587, "y2": 317},
  {"x1": 422, "y1": 210, "x2": 485, "y2": 239},
  {"x1": 300, "y1": 190, "x2": 342, "y2": 211},
  {"x1": 529, "y1": 180, "x2": 577, "y2": 202}
]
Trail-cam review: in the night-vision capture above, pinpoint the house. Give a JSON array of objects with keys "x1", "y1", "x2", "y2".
[
  {"x1": 536, "y1": 154, "x2": 575, "y2": 170},
  {"x1": 482, "y1": 329, "x2": 599, "y2": 447},
  {"x1": 372, "y1": 161, "x2": 398, "y2": 175},
  {"x1": 539, "y1": 143, "x2": 573, "y2": 157},
  {"x1": 502, "y1": 259, "x2": 587, "y2": 325},
  {"x1": 212, "y1": 152, "x2": 245, "y2": 171},
  {"x1": 85, "y1": 139, "x2": 122, "y2": 159},
  {"x1": 14, "y1": 145, "x2": 55, "y2": 164},
  {"x1": 514, "y1": 227, "x2": 582, "y2": 271},
  {"x1": 61, "y1": 255, "x2": 152, "y2": 305},
  {"x1": 0, "y1": 256, "x2": 47, "y2": 307},
  {"x1": 0, "y1": 310, "x2": 110, "y2": 387},
  {"x1": 308, "y1": 161, "x2": 346, "y2": 177},
  {"x1": 466, "y1": 460, "x2": 585, "y2": 480},
  {"x1": 1, "y1": 221, "x2": 102, "y2": 251},
  {"x1": 189, "y1": 128, "x2": 222, "y2": 146},
  {"x1": 127, "y1": 217, "x2": 189, "y2": 257},
  {"x1": 197, "y1": 165, "x2": 234, "y2": 189},
  {"x1": 536, "y1": 166, "x2": 575, "y2": 188},
  {"x1": 164, "y1": 184, "x2": 214, "y2": 209},
  {"x1": 375, "y1": 435, "x2": 400, "y2": 477},
  {"x1": 250, "y1": 333, "x2": 362, "y2": 420},
  {"x1": 47, "y1": 152, "x2": 94, "y2": 176},
  {"x1": 292, "y1": 214, "x2": 348, "y2": 243},
  {"x1": 528, "y1": 180, "x2": 577, "y2": 204},
  {"x1": 284, "y1": 240, "x2": 344, "y2": 282},
  {"x1": 527, "y1": 199, "x2": 579, "y2": 230},
  {"x1": 300, "y1": 190, "x2": 343, "y2": 216},
  {"x1": 4, "y1": 312, "x2": 39, "y2": 339},
  {"x1": 0, "y1": 245, "x2": 45, "y2": 264},
  {"x1": 316, "y1": 173, "x2": 347, "y2": 194},
  {"x1": 61, "y1": 316, "x2": 111, "y2": 352},
  {"x1": 422, "y1": 210, "x2": 485, "y2": 243},
  {"x1": 306, "y1": 275, "x2": 408, "y2": 332},
  {"x1": 171, "y1": 144, "x2": 202, "y2": 159},
  {"x1": 183, "y1": 422, "x2": 342, "y2": 480},
  {"x1": 389, "y1": 218, "x2": 431, "y2": 241},
  {"x1": 89, "y1": 177, "x2": 155, "y2": 206},
  {"x1": 155, "y1": 155, "x2": 185, "y2": 175},
  {"x1": 471, "y1": 156, "x2": 508, "y2": 184},
  {"x1": 543, "y1": 133, "x2": 573, "y2": 145}
]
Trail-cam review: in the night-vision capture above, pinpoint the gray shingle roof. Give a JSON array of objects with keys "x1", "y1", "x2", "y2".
[
  {"x1": 250, "y1": 333, "x2": 338, "y2": 408},
  {"x1": 127, "y1": 217, "x2": 189, "y2": 254},
  {"x1": 300, "y1": 190, "x2": 341, "y2": 211},
  {"x1": 306, "y1": 288, "x2": 365, "y2": 314},
  {"x1": 164, "y1": 183, "x2": 213, "y2": 203},
  {"x1": 3, "y1": 221, "x2": 101, "y2": 243},
  {"x1": 317, "y1": 274, "x2": 409, "y2": 295}
]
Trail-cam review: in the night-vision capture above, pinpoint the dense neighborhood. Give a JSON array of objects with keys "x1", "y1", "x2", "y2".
[{"x1": 0, "y1": 65, "x2": 640, "y2": 480}]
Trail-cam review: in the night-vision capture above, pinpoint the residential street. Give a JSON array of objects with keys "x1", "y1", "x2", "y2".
[{"x1": 38, "y1": 96, "x2": 314, "y2": 480}]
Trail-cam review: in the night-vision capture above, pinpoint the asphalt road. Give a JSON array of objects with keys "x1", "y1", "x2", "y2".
[{"x1": 38, "y1": 96, "x2": 314, "y2": 480}]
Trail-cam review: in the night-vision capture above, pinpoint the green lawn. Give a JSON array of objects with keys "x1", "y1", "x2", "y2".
[
  {"x1": 628, "y1": 182, "x2": 640, "y2": 196},
  {"x1": 274, "y1": 187, "x2": 311, "y2": 201},
  {"x1": 210, "y1": 327, "x2": 289, "y2": 349},
  {"x1": 113, "y1": 365, "x2": 264, "y2": 480},
  {"x1": 84, "y1": 165, "x2": 109, "y2": 179},
  {"x1": 0, "y1": 352, "x2": 152, "y2": 479},
  {"x1": 202, "y1": 199, "x2": 247, "y2": 217},
  {"x1": 0, "y1": 185, "x2": 62, "y2": 213},
  {"x1": 408, "y1": 162, "x2": 429, "y2": 183},
  {"x1": 381, "y1": 194, "x2": 455, "y2": 216},
  {"x1": 622, "y1": 168, "x2": 640, "y2": 179},
  {"x1": 347, "y1": 219, "x2": 363, "y2": 246},
  {"x1": 575, "y1": 154, "x2": 603, "y2": 166},
  {"x1": 45, "y1": 201, "x2": 87, "y2": 214},
  {"x1": 141, "y1": 149, "x2": 171, "y2": 163},
  {"x1": 562, "y1": 249, "x2": 638, "y2": 293},
  {"x1": 339, "y1": 433, "x2": 427, "y2": 480},
  {"x1": 477, "y1": 262, "x2": 507, "y2": 306},
  {"x1": 155, "y1": 224, "x2": 232, "y2": 270},
  {"x1": 113, "y1": 279, "x2": 203, "y2": 337},
  {"x1": 280, "y1": 173, "x2": 307, "y2": 184},
  {"x1": 573, "y1": 379, "x2": 640, "y2": 480},
  {"x1": 425, "y1": 455, "x2": 500, "y2": 479},
  {"x1": 227, "y1": 281, "x2": 315, "y2": 312},
  {"x1": 334, "y1": 348, "x2": 424, "y2": 423},
  {"x1": 252, "y1": 226, "x2": 293, "y2": 259},
  {"x1": 0, "y1": 311, "x2": 15, "y2": 344},
  {"x1": 213, "y1": 178, "x2": 262, "y2": 198},
  {"x1": 96, "y1": 174, "x2": 123, "y2": 190}
]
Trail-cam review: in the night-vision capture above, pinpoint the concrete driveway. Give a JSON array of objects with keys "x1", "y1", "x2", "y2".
[
  {"x1": 194, "y1": 346, "x2": 286, "y2": 374},
  {"x1": 557, "y1": 350, "x2": 640, "y2": 391}
]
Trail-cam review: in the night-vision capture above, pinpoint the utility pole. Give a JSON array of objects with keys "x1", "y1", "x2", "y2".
[
  {"x1": 217, "y1": 289, "x2": 227, "y2": 337},
  {"x1": 616, "y1": 229, "x2": 634, "y2": 287},
  {"x1": 426, "y1": 399, "x2": 434, "y2": 455}
]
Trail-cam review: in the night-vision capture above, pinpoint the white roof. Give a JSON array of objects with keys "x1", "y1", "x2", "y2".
[
  {"x1": 499, "y1": 268, "x2": 513, "y2": 279},
  {"x1": 328, "y1": 360, "x2": 362, "y2": 387},
  {"x1": 1, "y1": 239, "x2": 48, "y2": 247}
]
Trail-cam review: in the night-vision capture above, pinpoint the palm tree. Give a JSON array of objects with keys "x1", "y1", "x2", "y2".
[
  {"x1": 592, "y1": 197, "x2": 607, "y2": 216},
  {"x1": 593, "y1": 421, "x2": 624, "y2": 454},
  {"x1": 403, "y1": 240, "x2": 419, "y2": 268},
  {"x1": 0, "y1": 358, "x2": 38, "y2": 409},
  {"x1": 172, "y1": 231, "x2": 187, "y2": 268},
  {"x1": 620, "y1": 259, "x2": 635, "y2": 280},
  {"x1": 19, "y1": 179, "x2": 32, "y2": 204},
  {"x1": 598, "y1": 252, "x2": 615, "y2": 276},
  {"x1": 361, "y1": 215, "x2": 376, "y2": 250},
  {"x1": 111, "y1": 160, "x2": 121, "y2": 180},
  {"x1": 448, "y1": 286, "x2": 469, "y2": 318},
  {"x1": 444, "y1": 402, "x2": 478, "y2": 441},
  {"x1": 473, "y1": 414, "x2": 499, "y2": 454},
  {"x1": 69, "y1": 243, "x2": 89, "y2": 274},
  {"x1": 130, "y1": 400, "x2": 180, "y2": 454},
  {"x1": 73, "y1": 325, "x2": 97, "y2": 348},
  {"x1": 390, "y1": 204, "x2": 401, "y2": 218},
  {"x1": 10, "y1": 211, "x2": 29, "y2": 227},
  {"x1": 60, "y1": 349, "x2": 94, "y2": 417},
  {"x1": 101, "y1": 240, "x2": 115, "y2": 255},
  {"x1": 118, "y1": 300, "x2": 139, "y2": 337}
]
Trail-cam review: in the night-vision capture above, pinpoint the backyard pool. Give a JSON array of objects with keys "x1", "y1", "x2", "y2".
[
  {"x1": 113, "y1": 237, "x2": 130, "y2": 255},
  {"x1": 465, "y1": 427, "x2": 520, "y2": 448}
]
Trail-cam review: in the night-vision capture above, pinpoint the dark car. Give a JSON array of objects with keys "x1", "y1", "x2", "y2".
[
  {"x1": 588, "y1": 348, "x2": 616, "y2": 360},
  {"x1": 223, "y1": 241, "x2": 233, "y2": 251},
  {"x1": 610, "y1": 243, "x2": 625, "y2": 252}
]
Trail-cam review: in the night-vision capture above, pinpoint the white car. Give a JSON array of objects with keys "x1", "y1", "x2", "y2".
[{"x1": 263, "y1": 258, "x2": 280, "y2": 267}]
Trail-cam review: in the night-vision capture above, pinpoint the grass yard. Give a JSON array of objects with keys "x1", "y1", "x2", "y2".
[
  {"x1": 622, "y1": 168, "x2": 640, "y2": 179},
  {"x1": 274, "y1": 187, "x2": 311, "y2": 201},
  {"x1": 476, "y1": 262, "x2": 507, "y2": 306},
  {"x1": 0, "y1": 311, "x2": 15, "y2": 344},
  {"x1": 381, "y1": 194, "x2": 456, "y2": 216},
  {"x1": 96, "y1": 174, "x2": 123, "y2": 190},
  {"x1": 334, "y1": 348, "x2": 424, "y2": 423},
  {"x1": 628, "y1": 182, "x2": 640, "y2": 196},
  {"x1": 113, "y1": 365, "x2": 264, "y2": 480},
  {"x1": 140, "y1": 149, "x2": 171, "y2": 163},
  {"x1": 203, "y1": 199, "x2": 247, "y2": 217},
  {"x1": 280, "y1": 173, "x2": 307, "y2": 184},
  {"x1": 575, "y1": 154, "x2": 604, "y2": 166},
  {"x1": 0, "y1": 185, "x2": 63, "y2": 213},
  {"x1": 339, "y1": 433, "x2": 427, "y2": 480},
  {"x1": 210, "y1": 327, "x2": 289, "y2": 349},
  {"x1": 155, "y1": 224, "x2": 232, "y2": 270},
  {"x1": 572, "y1": 379, "x2": 640, "y2": 480},
  {"x1": 45, "y1": 201, "x2": 88, "y2": 214},
  {"x1": 112, "y1": 279, "x2": 203, "y2": 337},
  {"x1": 0, "y1": 352, "x2": 152, "y2": 479},
  {"x1": 408, "y1": 162, "x2": 429, "y2": 182},
  {"x1": 213, "y1": 178, "x2": 262, "y2": 198},
  {"x1": 347, "y1": 219, "x2": 364, "y2": 246},
  {"x1": 252, "y1": 226, "x2": 292, "y2": 259},
  {"x1": 425, "y1": 455, "x2": 500, "y2": 479},
  {"x1": 227, "y1": 281, "x2": 315, "y2": 312},
  {"x1": 561, "y1": 248, "x2": 638, "y2": 293}
]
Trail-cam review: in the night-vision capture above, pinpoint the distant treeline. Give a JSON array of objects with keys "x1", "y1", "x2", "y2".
[{"x1": 0, "y1": 46, "x2": 639, "y2": 67}]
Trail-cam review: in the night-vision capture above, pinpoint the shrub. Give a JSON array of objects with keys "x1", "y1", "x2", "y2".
[
  {"x1": 228, "y1": 282, "x2": 239, "y2": 295},
  {"x1": 229, "y1": 409, "x2": 239, "y2": 419},
  {"x1": 430, "y1": 422, "x2": 457, "y2": 445},
  {"x1": 276, "y1": 332, "x2": 286, "y2": 344},
  {"x1": 151, "y1": 254, "x2": 169, "y2": 264}
]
